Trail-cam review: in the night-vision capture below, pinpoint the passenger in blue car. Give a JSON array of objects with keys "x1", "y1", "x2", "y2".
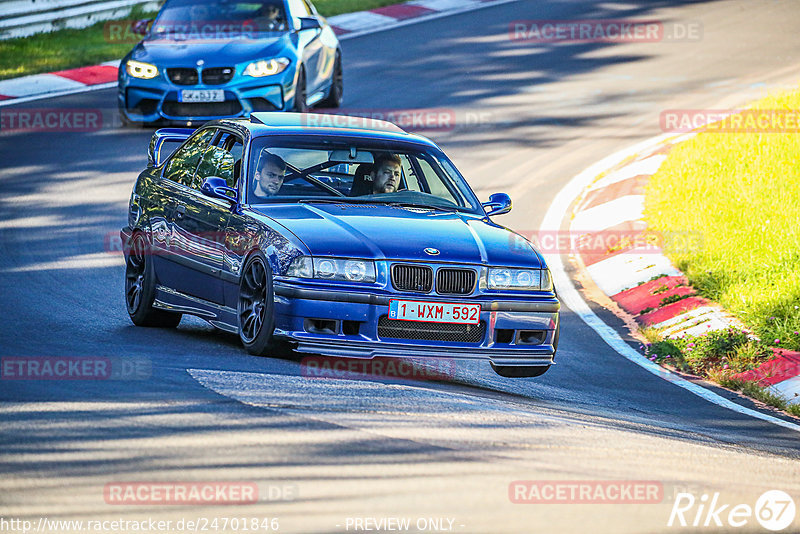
[
  {"x1": 253, "y1": 151, "x2": 287, "y2": 198},
  {"x1": 244, "y1": 2, "x2": 286, "y2": 32},
  {"x1": 370, "y1": 154, "x2": 402, "y2": 194}
]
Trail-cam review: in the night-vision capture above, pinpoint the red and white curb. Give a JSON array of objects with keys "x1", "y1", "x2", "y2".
[
  {"x1": 0, "y1": 0, "x2": 516, "y2": 107},
  {"x1": 541, "y1": 134, "x2": 800, "y2": 432},
  {"x1": 567, "y1": 133, "x2": 800, "y2": 406}
]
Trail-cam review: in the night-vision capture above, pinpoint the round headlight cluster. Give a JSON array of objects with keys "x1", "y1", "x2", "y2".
[
  {"x1": 286, "y1": 256, "x2": 376, "y2": 283},
  {"x1": 344, "y1": 260, "x2": 368, "y2": 282},
  {"x1": 487, "y1": 268, "x2": 542, "y2": 290}
]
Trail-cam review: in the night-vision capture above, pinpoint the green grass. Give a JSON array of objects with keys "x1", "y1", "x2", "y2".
[
  {"x1": 644, "y1": 89, "x2": 800, "y2": 350},
  {"x1": 639, "y1": 326, "x2": 799, "y2": 417},
  {"x1": 0, "y1": 0, "x2": 404, "y2": 80}
]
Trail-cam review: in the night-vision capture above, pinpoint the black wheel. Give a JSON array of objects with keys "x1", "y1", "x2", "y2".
[
  {"x1": 238, "y1": 253, "x2": 276, "y2": 356},
  {"x1": 293, "y1": 67, "x2": 308, "y2": 112},
  {"x1": 125, "y1": 232, "x2": 182, "y2": 327},
  {"x1": 318, "y1": 53, "x2": 343, "y2": 108},
  {"x1": 492, "y1": 364, "x2": 551, "y2": 378}
]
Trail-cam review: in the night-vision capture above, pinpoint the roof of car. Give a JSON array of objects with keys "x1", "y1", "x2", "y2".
[{"x1": 216, "y1": 113, "x2": 437, "y2": 147}]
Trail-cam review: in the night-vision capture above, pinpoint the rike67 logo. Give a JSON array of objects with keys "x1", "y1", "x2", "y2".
[{"x1": 668, "y1": 490, "x2": 796, "y2": 531}]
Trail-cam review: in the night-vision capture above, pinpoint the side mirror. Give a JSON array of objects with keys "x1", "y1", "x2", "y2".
[
  {"x1": 131, "y1": 19, "x2": 153, "y2": 36},
  {"x1": 298, "y1": 17, "x2": 321, "y2": 31},
  {"x1": 483, "y1": 193, "x2": 512, "y2": 216},
  {"x1": 201, "y1": 176, "x2": 238, "y2": 204}
]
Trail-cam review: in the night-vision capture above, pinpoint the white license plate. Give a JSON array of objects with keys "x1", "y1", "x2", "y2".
[
  {"x1": 179, "y1": 89, "x2": 224, "y2": 103},
  {"x1": 389, "y1": 300, "x2": 480, "y2": 324}
]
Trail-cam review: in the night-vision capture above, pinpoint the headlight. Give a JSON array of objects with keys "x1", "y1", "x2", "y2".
[
  {"x1": 126, "y1": 60, "x2": 159, "y2": 79},
  {"x1": 243, "y1": 58, "x2": 290, "y2": 77},
  {"x1": 487, "y1": 268, "x2": 550, "y2": 290},
  {"x1": 287, "y1": 256, "x2": 376, "y2": 283}
]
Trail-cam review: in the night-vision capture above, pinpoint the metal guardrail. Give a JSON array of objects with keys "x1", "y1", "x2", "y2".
[{"x1": 0, "y1": 0, "x2": 159, "y2": 40}]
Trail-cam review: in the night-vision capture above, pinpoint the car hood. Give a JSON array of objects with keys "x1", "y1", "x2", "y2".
[
  {"x1": 131, "y1": 33, "x2": 292, "y2": 66},
  {"x1": 254, "y1": 203, "x2": 544, "y2": 269}
]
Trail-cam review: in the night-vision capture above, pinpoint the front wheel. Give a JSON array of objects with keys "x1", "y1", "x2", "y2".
[
  {"x1": 238, "y1": 253, "x2": 276, "y2": 356},
  {"x1": 293, "y1": 67, "x2": 308, "y2": 112},
  {"x1": 125, "y1": 232, "x2": 182, "y2": 327},
  {"x1": 318, "y1": 53, "x2": 343, "y2": 108}
]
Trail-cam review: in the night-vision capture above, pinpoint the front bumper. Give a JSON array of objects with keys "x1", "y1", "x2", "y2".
[
  {"x1": 118, "y1": 67, "x2": 295, "y2": 123},
  {"x1": 272, "y1": 282, "x2": 560, "y2": 368}
]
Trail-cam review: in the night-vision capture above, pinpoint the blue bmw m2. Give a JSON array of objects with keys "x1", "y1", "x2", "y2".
[
  {"x1": 121, "y1": 113, "x2": 560, "y2": 377},
  {"x1": 118, "y1": 0, "x2": 342, "y2": 125}
]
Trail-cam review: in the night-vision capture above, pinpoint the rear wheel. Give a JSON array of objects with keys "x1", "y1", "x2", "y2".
[
  {"x1": 238, "y1": 253, "x2": 276, "y2": 356},
  {"x1": 125, "y1": 232, "x2": 182, "y2": 327},
  {"x1": 318, "y1": 53, "x2": 343, "y2": 108},
  {"x1": 293, "y1": 67, "x2": 308, "y2": 112}
]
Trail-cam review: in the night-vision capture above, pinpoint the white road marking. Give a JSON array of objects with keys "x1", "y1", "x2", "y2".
[
  {"x1": 585, "y1": 247, "x2": 681, "y2": 296},
  {"x1": 570, "y1": 194, "x2": 644, "y2": 233}
]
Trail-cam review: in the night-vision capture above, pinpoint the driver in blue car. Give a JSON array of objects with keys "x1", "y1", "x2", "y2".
[
  {"x1": 370, "y1": 153, "x2": 402, "y2": 194},
  {"x1": 253, "y1": 151, "x2": 287, "y2": 198}
]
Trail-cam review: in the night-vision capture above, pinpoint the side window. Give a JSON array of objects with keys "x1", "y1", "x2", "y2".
[
  {"x1": 195, "y1": 147, "x2": 236, "y2": 192},
  {"x1": 210, "y1": 131, "x2": 244, "y2": 187},
  {"x1": 302, "y1": 0, "x2": 317, "y2": 16},
  {"x1": 400, "y1": 155, "x2": 420, "y2": 192},
  {"x1": 163, "y1": 129, "x2": 216, "y2": 186}
]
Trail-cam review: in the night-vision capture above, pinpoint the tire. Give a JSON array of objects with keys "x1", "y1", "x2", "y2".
[
  {"x1": 125, "y1": 232, "x2": 182, "y2": 327},
  {"x1": 491, "y1": 364, "x2": 551, "y2": 378},
  {"x1": 118, "y1": 104, "x2": 145, "y2": 128},
  {"x1": 237, "y1": 252, "x2": 276, "y2": 356},
  {"x1": 318, "y1": 53, "x2": 343, "y2": 108},
  {"x1": 293, "y1": 67, "x2": 308, "y2": 112}
]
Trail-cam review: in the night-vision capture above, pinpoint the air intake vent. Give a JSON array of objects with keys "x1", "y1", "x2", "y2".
[
  {"x1": 391, "y1": 264, "x2": 433, "y2": 293},
  {"x1": 378, "y1": 316, "x2": 485, "y2": 343},
  {"x1": 436, "y1": 268, "x2": 476, "y2": 295}
]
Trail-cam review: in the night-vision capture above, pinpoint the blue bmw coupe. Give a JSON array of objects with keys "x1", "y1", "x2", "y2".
[
  {"x1": 118, "y1": 0, "x2": 342, "y2": 125},
  {"x1": 121, "y1": 113, "x2": 560, "y2": 377}
]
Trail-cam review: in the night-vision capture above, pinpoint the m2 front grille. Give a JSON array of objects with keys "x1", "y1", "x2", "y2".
[
  {"x1": 377, "y1": 316, "x2": 486, "y2": 343},
  {"x1": 391, "y1": 264, "x2": 433, "y2": 293},
  {"x1": 202, "y1": 67, "x2": 235, "y2": 85},
  {"x1": 167, "y1": 68, "x2": 199, "y2": 85},
  {"x1": 436, "y1": 268, "x2": 476, "y2": 295}
]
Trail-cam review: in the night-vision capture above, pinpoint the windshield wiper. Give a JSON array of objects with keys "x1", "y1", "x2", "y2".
[
  {"x1": 384, "y1": 201, "x2": 461, "y2": 212},
  {"x1": 298, "y1": 198, "x2": 465, "y2": 213}
]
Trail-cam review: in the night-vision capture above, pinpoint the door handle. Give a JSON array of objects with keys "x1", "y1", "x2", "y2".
[{"x1": 175, "y1": 204, "x2": 186, "y2": 219}]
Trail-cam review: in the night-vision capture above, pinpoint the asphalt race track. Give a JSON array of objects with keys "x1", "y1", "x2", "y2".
[{"x1": 2, "y1": 1, "x2": 800, "y2": 532}]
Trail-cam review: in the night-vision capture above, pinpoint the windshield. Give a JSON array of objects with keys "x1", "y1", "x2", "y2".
[
  {"x1": 246, "y1": 139, "x2": 483, "y2": 214},
  {"x1": 150, "y1": 0, "x2": 288, "y2": 40}
]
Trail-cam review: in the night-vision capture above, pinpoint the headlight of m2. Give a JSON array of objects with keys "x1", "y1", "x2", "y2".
[
  {"x1": 243, "y1": 58, "x2": 290, "y2": 77},
  {"x1": 126, "y1": 60, "x2": 159, "y2": 79},
  {"x1": 287, "y1": 256, "x2": 376, "y2": 283},
  {"x1": 487, "y1": 268, "x2": 551, "y2": 290}
]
